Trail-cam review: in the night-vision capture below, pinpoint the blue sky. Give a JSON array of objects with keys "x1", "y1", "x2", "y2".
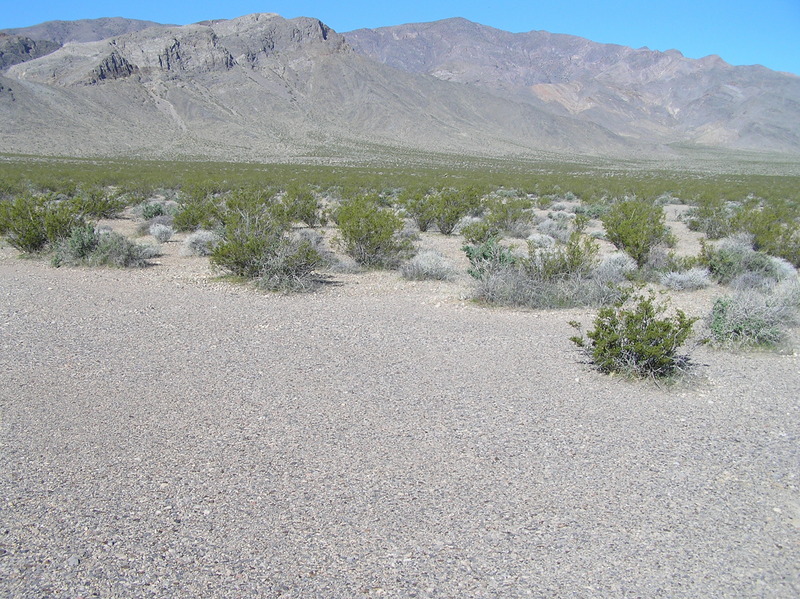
[{"x1": 3, "y1": 1, "x2": 799, "y2": 75}]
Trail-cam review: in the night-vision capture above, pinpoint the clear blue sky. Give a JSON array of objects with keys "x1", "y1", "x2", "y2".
[{"x1": 3, "y1": 1, "x2": 799, "y2": 76}]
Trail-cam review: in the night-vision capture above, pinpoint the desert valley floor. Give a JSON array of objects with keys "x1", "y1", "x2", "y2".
[{"x1": 1, "y1": 211, "x2": 799, "y2": 598}]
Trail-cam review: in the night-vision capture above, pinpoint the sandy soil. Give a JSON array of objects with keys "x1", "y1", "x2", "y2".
[{"x1": 1, "y1": 211, "x2": 798, "y2": 598}]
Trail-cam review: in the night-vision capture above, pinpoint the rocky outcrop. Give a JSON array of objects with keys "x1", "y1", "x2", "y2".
[{"x1": 88, "y1": 50, "x2": 138, "y2": 82}]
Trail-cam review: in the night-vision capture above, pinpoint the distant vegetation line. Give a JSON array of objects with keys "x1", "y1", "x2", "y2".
[{"x1": 1, "y1": 154, "x2": 798, "y2": 204}]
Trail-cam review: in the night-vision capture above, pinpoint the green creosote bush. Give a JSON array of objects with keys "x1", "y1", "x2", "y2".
[
  {"x1": 431, "y1": 187, "x2": 482, "y2": 235},
  {"x1": 251, "y1": 235, "x2": 326, "y2": 292},
  {"x1": 484, "y1": 195, "x2": 534, "y2": 235},
  {"x1": 334, "y1": 195, "x2": 413, "y2": 268},
  {"x1": 738, "y1": 198, "x2": 800, "y2": 267},
  {"x1": 211, "y1": 201, "x2": 323, "y2": 291},
  {"x1": 570, "y1": 290, "x2": 697, "y2": 378},
  {"x1": 275, "y1": 185, "x2": 327, "y2": 228},
  {"x1": 399, "y1": 189, "x2": 437, "y2": 232},
  {"x1": 173, "y1": 197, "x2": 222, "y2": 232},
  {"x1": 74, "y1": 187, "x2": 128, "y2": 219},
  {"x1": 0, "y1": 193, "x2": 85, "y2": 253},
  {"x1": 684, "y1": 196, "x2": 736, "y2": 239},
  {"x1": 602, "y1": 198, "x2": 674, "y2": 268},
  {"x1": 460, "y1": 219, "x2": 501, "y2": 245}
]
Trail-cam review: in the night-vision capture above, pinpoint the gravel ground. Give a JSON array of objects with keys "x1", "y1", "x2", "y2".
[{"x1": 1, "y1": 235, "x2": 799, "y2": 598}]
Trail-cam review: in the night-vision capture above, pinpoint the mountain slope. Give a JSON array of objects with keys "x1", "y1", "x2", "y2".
[
  {"x1": 345, "y1": 18, "x2": 800, "y2": 153},
  {"x1": 0, "y1": 13, "x2": 634, "y2": 161},
  {"x1": 1, "y1": 17, "x2": 165, "y2": 45}
]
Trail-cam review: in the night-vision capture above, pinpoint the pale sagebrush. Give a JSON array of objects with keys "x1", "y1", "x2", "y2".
[
  {"x1": 661, "y1": 267, "x2": 712, "y2": 291},
  {"x1": 593, "y1": 252, "x2": 636, "y2": 285},
  {"x1": 149, "y1": 223, "x2": 174, "y2": 243},
  {"x1": 400, "y1": 249, "x2": 457, "y2": 281},
  {"x1": 181, "y1": 229, "x2": 220, "y2": 256},
  {"x1": 708, "y1": 280, "x2": 800, "y2": 347},
  {"x1": 527, "y1": 232, "x2": 556, "y2": 248}
]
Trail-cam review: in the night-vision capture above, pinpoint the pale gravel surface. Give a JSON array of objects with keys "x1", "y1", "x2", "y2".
[{"x1": 1, "y1": 229, "x2": 799, "y2": 598}]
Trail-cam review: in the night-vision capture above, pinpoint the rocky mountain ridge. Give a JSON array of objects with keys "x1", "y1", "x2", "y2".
[
  {"x1": 1, "y1": 13, "x2": 798, "y2": 162},
  {"x1": 345, "y1": 18, "x2": 800, "y2": 153}
]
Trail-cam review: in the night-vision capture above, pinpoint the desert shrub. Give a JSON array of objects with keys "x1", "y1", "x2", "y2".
[
  {"x1": 75, "y1": 188, "x2": 128, "y2": 219},
  {"x1": 524, "y1": 225, "x2": 599, "y2": 281},
  {"x1": 463, "y1": 237, "x2": 517, "y2": 279},
  {"x1": 660, "y1": 267, "x2": 712, "y2": 291},
  {"x1": 212, "y1": 224, "x2": 322, "y2": 289},
  {"x1": 484, "y1": 196, "x2": 534, "y2": 235},
  {"x1": 335, "y1": 196, "x2": 413, "y2": 268},
  {"x1": 181, "y1": 229, "x2": 220, "y2": 256},
  {"x1": 149, "y1": 223, "x2": 174, "y2": 243},
  {"x1": 51, "y1": 223, "x2": 100, "y2": 267},
  {"x1": 0, "y1": 193, "x2": 84, "y2": 253},
  {"x1": 173, "y1": 197, "x2": 221, "y2": 232},
  {"x1": 141, "y1": 201, "x2": 167, "y2": 220},
  {"x1": 400, "y1": 189, "x2": 437, "y2": 232},
  {"x1": 571, "y1": 202, "x2": 609, "y2": 220},
  {"x1": 431, "y1": 188, "x2": 482, "y2": 235},
  {"x1": 602, "y1": 199, "x2": 672, "y2": 267},
  {"x1": 570, "y1": 291, "x2": 696, "y2": 377},
  {"x1": 137, "y1": 214, "x2": 174, "y2": 236},
  {"x1": 700, "y1": 234, "x2": 794, "y2": 285},
  {"x1": 88, "y1": 231, "x2": 154, "y2": 267},
  {"x1": 707, "y1": 282, "x2": 800, "y2": 347},
  {"x1": 537, "y1": 212, "x2": 574, "y2": 243},
  {"x1": 400, "y1": 249, "x2": 457, "y2": 281},
  {"x1": 213, "y1": 221, "x2": 285, "y2": 278},
  {"x1": 252, "y1": 235, "x2": 325, "y2": 292},
  {"x1": 467, "y1": 227, "x2": 625, "y2": 308},
  {"x1": 684, "y1": 197, "x2": 736, "y2": 239},
  {"x1": 460, "y1": 219, "x2": 501, "y2": 245},
  {"x1": 474, "y1": 267, "x2": 624, "y2": 309},
  {"x1": 593, "y1": 252, "x2": 637, "y2": 285},
  {"x1": 527, "y1": 232, "x2": 556, "y2": 248},
  {"x1": 275, "y1": 185, "x2": 326, "y2": 227},
  {"x1": 739, "y1": 199, "x2": 800, "y2": 267}
]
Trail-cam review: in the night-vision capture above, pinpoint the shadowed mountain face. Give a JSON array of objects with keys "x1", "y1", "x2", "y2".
[
  {"x1": 0, "y1": 14, "x2": 798, "y2": 162},
  {"x1": 345, "y1": 18, "x2": 800, "y2": 153},
  {"x1": 0, "y1": 34, "x2": 61, "y2": 69}
]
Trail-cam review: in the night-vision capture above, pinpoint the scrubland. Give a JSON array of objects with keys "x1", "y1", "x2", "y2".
[{"x1": 1, "y1": 155, "x2": 798, "y2": 597}]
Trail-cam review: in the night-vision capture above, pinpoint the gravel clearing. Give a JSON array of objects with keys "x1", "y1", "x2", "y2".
[{"x1": 1, "y1": 239, "x2": 799, "y2": 598}]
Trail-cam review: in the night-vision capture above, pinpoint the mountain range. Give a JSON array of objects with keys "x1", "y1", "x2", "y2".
[{"x1": 1, "y1": 13, "x2": 798, "y2": 164}]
